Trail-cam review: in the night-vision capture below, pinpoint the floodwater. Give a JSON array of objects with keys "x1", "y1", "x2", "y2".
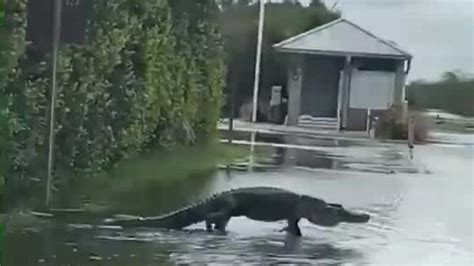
[{"x1": 5, "y1": 131, "x2": 474, "y2": 265}]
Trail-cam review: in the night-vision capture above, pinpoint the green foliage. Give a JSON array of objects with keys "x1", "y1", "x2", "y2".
[
  {"x1": 0, "y1": 33, "x2": 7, "y2": 185},
  {"x1": 218, "y1": 1, "x2": 339, "y2": 116},
  {"x1": 5, "y1": 0, "x2": 225, "y2": 205},
  {"x1": 0, "y1": 0, "x2": 23, "y2": 211},
  {"x1": 0, "y1": 0, "x2": 4, "y2": 25},
  {"x1": 407, "y1": 72, "x2": 474, "y2": 117},
  {"x1": 1, "y1": 0, "x2": 29, "y2": 209}
]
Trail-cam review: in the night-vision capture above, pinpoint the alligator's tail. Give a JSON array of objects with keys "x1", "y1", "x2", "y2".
[{"x1": 103, "y1": 198, "x2": 214, "y2": 229}]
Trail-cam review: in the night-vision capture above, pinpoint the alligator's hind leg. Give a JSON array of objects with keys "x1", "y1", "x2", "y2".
[
  {"x1": 205, "y1": 211, "x2": 230, "y2": 233},
  {"x1": 214, "y1": 216, "x2": 230, "y2": 233}
]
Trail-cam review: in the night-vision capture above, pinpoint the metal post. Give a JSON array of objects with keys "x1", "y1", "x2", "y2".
[
  {"x1": 408, "y1": 115, "x2": 414, "y2": 159},
  {"x1": 46, "y1": 0, "x2": 63, "y2": 207},
  {"x1": 249, "y1": 131, "x2": 256, "y2": 172},
  {"x1": 251, "y1": 0, "x2": 265, "y2": 123},
  {"x1": 366, "y1": 108, "x2": 371, "y2": 136},
  {"x1": 341, "y1": 56, "x2": 352, "y2": 129},
  {"x1": 228, "y1": 78, "x2": 235, "y2": 144},
  {"x1": 337, "y1": 70, "x2": 344, "y2": 130}
]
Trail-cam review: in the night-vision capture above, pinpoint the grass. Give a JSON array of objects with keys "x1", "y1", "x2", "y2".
[
  {"x1": 52, "y1": 143, "x2": 255, "y2": 215},
  {"x1": 6, "y1": 141, "x2": 269, "y2": 218}
]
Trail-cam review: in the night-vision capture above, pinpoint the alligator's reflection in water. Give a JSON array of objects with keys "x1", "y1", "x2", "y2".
[
  {"x1": 93, "y1": 227, "x2": 364, "y2": 265},
  {"x1": 6, "y1": 223, "x2": 364, "y2": 265}
]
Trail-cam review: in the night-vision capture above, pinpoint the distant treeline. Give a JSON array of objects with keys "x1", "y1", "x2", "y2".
[{"x1": 406, "y1": 72, "x2": 474, "y2": 117}]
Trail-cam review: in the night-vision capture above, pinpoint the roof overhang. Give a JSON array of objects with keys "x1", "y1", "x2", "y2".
[
  {"x1": 273, "y1": 18, "x2": 413, "y2": 61},
  {"x1": 274, "y1": 47, "x2": 412, "y2": 60}
]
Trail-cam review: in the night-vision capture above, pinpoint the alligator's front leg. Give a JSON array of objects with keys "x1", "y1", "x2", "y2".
[
  {"x1": 285, "y1": 218, "x2": 302, "y2": 237},
  {"x1": 205, "y1": 220, "x2": 213, "y2": 232}
]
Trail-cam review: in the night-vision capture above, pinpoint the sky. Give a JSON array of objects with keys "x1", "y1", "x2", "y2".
[{"x1": 295, "y1": 0, "x2": 474, "y2": 81}]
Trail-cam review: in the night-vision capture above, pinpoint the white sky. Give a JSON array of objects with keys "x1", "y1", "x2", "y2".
[{"x1": 285, "y1": 0, "x2": 474, "y2": 81}]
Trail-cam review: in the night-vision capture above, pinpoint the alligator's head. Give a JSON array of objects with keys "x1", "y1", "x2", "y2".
[
  {"x1": 326, "y1": 203, "x2": 370, "y2": 224},
  {"x1": 300, "y1": 196, "x2": 370, "y2": 227}
]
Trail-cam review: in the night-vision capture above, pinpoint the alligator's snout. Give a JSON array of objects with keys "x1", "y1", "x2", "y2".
[
  {"x1": 342, "y1": 211, "x2": 370, "y2": 223},
  {"x1": 103, "y1": 215, "x2": 144, "y2": 227}
]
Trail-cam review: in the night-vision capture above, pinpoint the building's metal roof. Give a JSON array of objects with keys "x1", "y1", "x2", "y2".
[{"x1": 274, "y1": 18, "x2": 412, "y2": 59}]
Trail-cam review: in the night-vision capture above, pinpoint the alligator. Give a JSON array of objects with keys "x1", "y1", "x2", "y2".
[{"x1": 104, "y1": 187, "x2": 370, "y2": 236}]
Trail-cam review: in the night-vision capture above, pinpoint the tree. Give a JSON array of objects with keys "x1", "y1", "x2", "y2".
[
  {"x1": 0, "y1": 0, "x2": 9, "y2": 211},
  {"x1": 442, "y1": 71, "x2": 459, "y2": 82}
]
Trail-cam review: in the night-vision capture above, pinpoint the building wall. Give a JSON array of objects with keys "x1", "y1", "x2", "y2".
[
  {"x1": 300, "y1": 55, "x2": 345, "y2": 117},
  {"x1": 285, "y1": 53, "x2": 408, "y2": 130}
]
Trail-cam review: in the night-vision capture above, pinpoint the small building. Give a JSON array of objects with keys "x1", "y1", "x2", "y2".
[{"x1": 273, "y1": 18, "x2": 412, "y2": 131}]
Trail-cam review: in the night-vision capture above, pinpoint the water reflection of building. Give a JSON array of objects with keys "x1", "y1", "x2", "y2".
[{"x1": 275, "y1": 135, "x2": 342, "y2": 170}]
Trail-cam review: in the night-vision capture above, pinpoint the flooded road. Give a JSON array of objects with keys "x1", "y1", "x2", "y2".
[{"x1": 5, "y1": 132, "x2": 474, "y2": 265}]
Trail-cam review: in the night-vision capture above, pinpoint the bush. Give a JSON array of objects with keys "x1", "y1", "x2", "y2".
[
  {"x1": 375, "y1": 105, "x2": 432, "y2": 142},
  {"x1": 374, "y1": 104, "x2": 403, "y2": 139},
  {"x1": 0, "y1": 4, "x2": 12, "y2": 211},
  {"x1": 5, "y1": 0, "x2": 225, "y2": 197},
  {"x1": 411, "y1": 115, "x2": 432, "y2": 142}
]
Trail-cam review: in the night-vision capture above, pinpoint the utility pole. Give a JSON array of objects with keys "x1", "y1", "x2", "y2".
[
  {"x1": 228, "y1": 75, "x2": 235, "y2": 144},
  {"x1": 46, "y1": 0, "x2": 63, "y2": 207},
  {"x1": 249, "y1": 0, "x2": 265, "y2": 173},
  {"x1": 251, "y1": 0, "x2": 265, "y2": 123}
]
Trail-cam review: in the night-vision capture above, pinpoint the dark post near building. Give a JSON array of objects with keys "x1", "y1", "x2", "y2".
[{"x1": 26, "y1": 0, "x2": 88, "y2": 207}]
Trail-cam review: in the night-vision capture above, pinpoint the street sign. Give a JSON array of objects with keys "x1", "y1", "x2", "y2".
[{"x1": 26, "y1": 0, "x2": 87, "y2": 53}]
